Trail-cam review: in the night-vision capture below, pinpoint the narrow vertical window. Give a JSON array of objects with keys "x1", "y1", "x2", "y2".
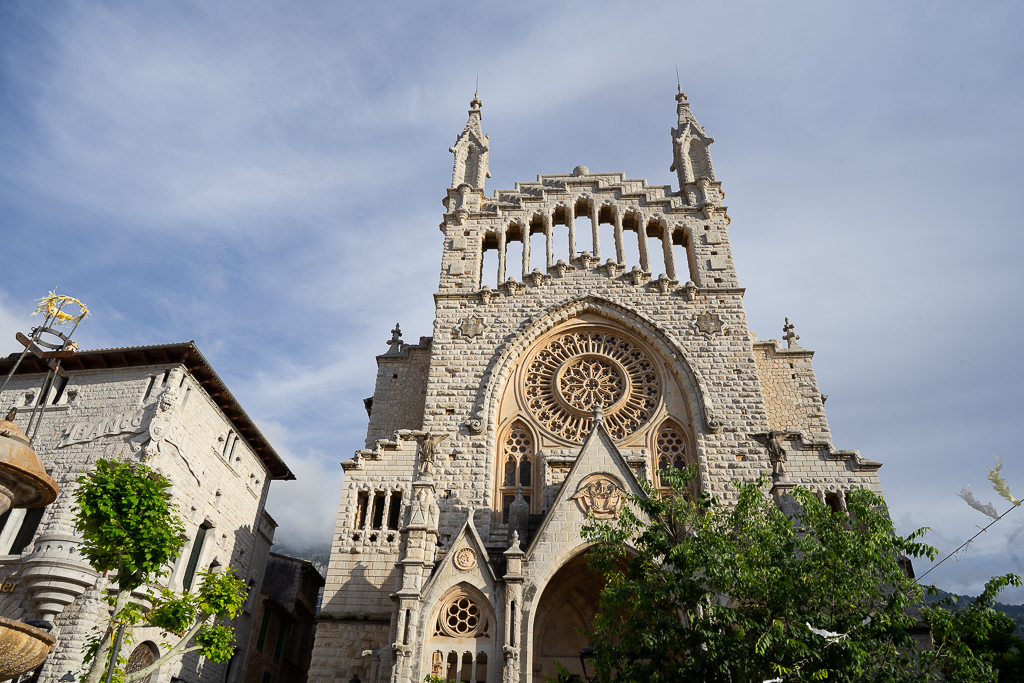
[
  {"x1": 481, "y1": 233, "x2": 499, "y2": 288},
  {"x1": 256, "y1": 609, "x2": 271, "y2": 651},
  {"x1": 387, "y1": 491, "x2": 403, "y2": 530},
  {"x1": 51, "y1": 375, "x2": 68, "y2": 405},
  {"x1": 355, "y1": 492, "x2": 369, "y2": 530},
  {"x1": 273, "y1": 623, "x2": 287, "y2": 662},
  {"x1": 10, "y1": 507, "x2": 44, "y2": 555},
  {"x1": 143, "y1": 375, "x2": 158, "y2": 402},
  {"x1": 574, "y1": 203, "x2": 595, "y2": 257},
  {"x1": 597, "y1": 206, "x2": 618, "y2": 264},
  {"x1": 182, "y1": 522, "x2": 211, "y2": 591},
  {"x1": 656, "y1": 422, "x2": 689, "y2": 490},
  {"x1": 620, "y1": 213, "x2": 642, "y2": 270},
  {"x1": 672, "y1": 228, "x2": 692, "y2": 283},
  {"x1": 371, "y1": 492, "x2": 386, "y2": 529}
]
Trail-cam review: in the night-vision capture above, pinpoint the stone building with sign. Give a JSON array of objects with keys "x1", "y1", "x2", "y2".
[
  {"x1": 308, "y1": 90, "x2": 883, "y2": 683},
  {"x1": 0, "y1": 342, "x2": 294, "y2": 683}
]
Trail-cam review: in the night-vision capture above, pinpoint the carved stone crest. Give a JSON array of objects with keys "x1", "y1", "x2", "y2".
[
  {"x1": 453, "y1": 547, "x2": 477, "y2": 571},
  {"x1": 695, "y1": 312, "x2": 723, "y2": 336},
  {"x1": 457, "y1": 316, "x2": 486, "y2": 339},
  {"x1": 570, "y1": 473, "x2": 627, "y2": 519}
]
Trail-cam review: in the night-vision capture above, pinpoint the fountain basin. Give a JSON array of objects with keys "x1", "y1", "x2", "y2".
[{"x1": 0, "y1": 616, "x2": 56, "y2": 679}]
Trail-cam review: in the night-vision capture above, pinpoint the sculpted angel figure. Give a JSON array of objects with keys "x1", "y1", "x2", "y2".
[{"x1": 418, "y1": 431, "x2": 449, "y2": 476}]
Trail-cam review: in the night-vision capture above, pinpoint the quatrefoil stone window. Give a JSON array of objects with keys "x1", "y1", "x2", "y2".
[{"x1": 524, "y1": 330, "x2": 660, "y2": 441}]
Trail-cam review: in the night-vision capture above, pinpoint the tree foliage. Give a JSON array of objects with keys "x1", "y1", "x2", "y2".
[
  {"x1": 580, "y1": 466, "x2": 1022, "y2": 682},
  {"x1": 74, "y1": 459, "x2": 247, "y2": 683},
  {"x1": 75, "y1": 459, "x2": 185, "y2": 591}
]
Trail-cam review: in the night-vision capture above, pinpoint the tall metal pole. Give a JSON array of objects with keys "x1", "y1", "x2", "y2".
[{"x1": 104, "y1": 622, "x2": 126, "y2": 683}]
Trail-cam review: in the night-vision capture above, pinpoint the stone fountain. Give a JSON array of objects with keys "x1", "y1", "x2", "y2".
[{"x1": 0, "y1": 416, "x2": 59, "y2": 679}]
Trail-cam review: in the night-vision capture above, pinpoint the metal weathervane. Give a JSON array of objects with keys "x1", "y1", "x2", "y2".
[{"x1": 0, "y1": 290, "x2": 89, "y2": 445}]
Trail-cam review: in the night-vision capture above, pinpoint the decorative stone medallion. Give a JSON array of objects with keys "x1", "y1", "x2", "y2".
[
  {"x1": 523, "y1": 329, "x2": 660, "y2": 442},
  {"x1": 695, "y1": 312, "x2": 723, "y2": 336},
  {"x1": 571, "y1": 473, "x2": 627, "y2": 519},
  {"x1": 457, "y1": 316, "x2": 486, "y2": 339},
  {"x1": 453, "y1": 547, "x2": 477, "y2": 571}
]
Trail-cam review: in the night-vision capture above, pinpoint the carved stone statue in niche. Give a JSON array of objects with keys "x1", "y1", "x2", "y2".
[
  {"x1": 752, "y1": 430, "x2": 799, "y2": 478},
  {"x1": 506, "y1": 484, "x2": 529, "y2": 549},
  {"x1": 417, "y1": 432, "x2": 448, "y2": 476}
]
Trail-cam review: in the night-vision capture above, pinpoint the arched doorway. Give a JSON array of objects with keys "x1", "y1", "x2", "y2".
[{"x1": 531, "y1": 550, "x2": 606, "y2": 683}]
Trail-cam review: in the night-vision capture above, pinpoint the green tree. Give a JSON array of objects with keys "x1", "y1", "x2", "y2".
[
  {"x1": 580, "y1": 466, "x2": 1022, "y2": 682},
  {"x1": 75, "y1": 459, "x2": 247, "y2": 683}
]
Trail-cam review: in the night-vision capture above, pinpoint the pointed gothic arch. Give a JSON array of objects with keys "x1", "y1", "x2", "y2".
[
  {"x1": 471, "y1": 296, "x2": 721, "y2": 453},
  {"x1": 496, "y1": 420, "x2": 537, "y2": 521},
  {"x1": 422, "y1": 583, "x2": 496, "y2": 683}
]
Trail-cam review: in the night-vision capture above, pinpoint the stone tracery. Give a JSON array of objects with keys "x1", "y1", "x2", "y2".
[{"x1": 523, "y1": 330, "x2": 660, "y2": 442}]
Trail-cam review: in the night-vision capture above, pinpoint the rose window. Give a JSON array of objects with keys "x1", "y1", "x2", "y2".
[
  {"x1": 524, "y1": 330, "x2": 660, "y2": 441},
  {"x1": 558, "y1": 357, "x2": 625, "y2": 410},
  {"x1": 435, "y1": 595, "x2": 489, "y2": 638}
]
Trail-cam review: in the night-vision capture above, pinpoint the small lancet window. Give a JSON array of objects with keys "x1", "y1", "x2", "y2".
[
  {"x1": 656, "y1": 422, "x2": 689, "y2": 488},
  {"x1": 499, "y1": 422, "x2": 534, "y2": 522}
]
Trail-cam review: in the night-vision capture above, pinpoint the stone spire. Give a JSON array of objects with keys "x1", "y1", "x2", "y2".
[
  {"x1": 670, "y1": 84, "x2": 716, "y2": 190},
  {"x1": 449, "y1": 91, "x2": 490, "y2": 190}
]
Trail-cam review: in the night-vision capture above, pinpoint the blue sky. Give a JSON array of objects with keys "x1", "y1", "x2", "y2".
[{"x1": 1, "y1": 0, "x2": 1022, "y2": 601}]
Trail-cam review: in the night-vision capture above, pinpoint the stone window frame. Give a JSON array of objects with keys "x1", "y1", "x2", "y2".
[
  {"x1": 425, "y1": 585, "x2": 496, "y2": 683},
  {"x1": 651, "y1": 418, "x2": 699, "y2": 495},
  {"x1": 496, "y1": 419, "x2": 538, "y2": 522}
]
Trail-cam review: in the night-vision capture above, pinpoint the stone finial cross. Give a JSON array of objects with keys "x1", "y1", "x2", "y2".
[
  {"x1": 782, "y1": 318, "x2": 801, "y2": 349},
  {"x1": 386, "y1": 323, "x2": 404, "y2": 353}
]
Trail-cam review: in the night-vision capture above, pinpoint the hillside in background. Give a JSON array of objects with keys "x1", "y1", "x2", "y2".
[
  {"x1": 272, "y1": 541, "x2": 331, "y2": 577},
  {"x1": 924, "y1": 587, "x2": 1024, "y2": 637}
]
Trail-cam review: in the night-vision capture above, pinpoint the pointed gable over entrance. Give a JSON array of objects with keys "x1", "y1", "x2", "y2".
[{"x1": 525, "y1": 409, "x2": 648, "y2": 585}]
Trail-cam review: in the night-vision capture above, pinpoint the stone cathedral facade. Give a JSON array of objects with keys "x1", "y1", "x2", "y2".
[{"x1": 309, "y1": 91, "x2": 883, "y2": 683}]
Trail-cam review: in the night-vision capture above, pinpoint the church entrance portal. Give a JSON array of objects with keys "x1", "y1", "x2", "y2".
[{"x1": 531, "y1": 550, "x2": 605, "y2": 683}]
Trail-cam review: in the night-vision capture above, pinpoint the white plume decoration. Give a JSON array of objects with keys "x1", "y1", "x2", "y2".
[
  {"x1": 807, "y1": 623, "x2": 847, "y2": 642},
  {"x1": 958, "y1": 484, "x2": 999, "y2": 519},
  {"x1": 986, "y1": 457, "x2": 1022, "y2": 507}
]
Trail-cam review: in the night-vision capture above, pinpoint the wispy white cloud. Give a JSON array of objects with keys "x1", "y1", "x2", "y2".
[{"x1": 1, "y1": 0, "x2": 1022, "y2": 602}]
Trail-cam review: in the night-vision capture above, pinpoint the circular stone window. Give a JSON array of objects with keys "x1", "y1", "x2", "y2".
[
  {"x1": 434, "y1": 595, "x2": 489, "y2": 638},
  {"x1": 523, "y1": 329, "x2": 660, "y2": 441}
]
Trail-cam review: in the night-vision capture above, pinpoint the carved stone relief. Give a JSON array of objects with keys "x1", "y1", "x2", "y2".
[
  {"x1": 570, "y1": 473, "x2": 626, "y2": 519},
  {"x1": 453, "y1": 547, "x2": 477, "y2": 572},
  {"x1": 695, "y1": 312, "x2": 723, "y2": 336},
  {"x1": 456, "y1": 316, "x2": 487, "y2": 339}
]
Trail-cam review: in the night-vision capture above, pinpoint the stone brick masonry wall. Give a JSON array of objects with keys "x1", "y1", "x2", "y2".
[
  {"x1": 752, "y1": 339, "x2": 833, "y2": 445},
  {"x1": 364, "y1": 343, "x2": 431, "y2": 446},
  {"x1": 0, "y1": 363, "x2": 275, "y2": 683}
]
